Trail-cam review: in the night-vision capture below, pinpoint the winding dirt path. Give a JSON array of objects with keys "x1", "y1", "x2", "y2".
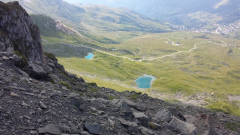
[{"x1": 63, "y1": 35, "x2": 228, "y2": 62}]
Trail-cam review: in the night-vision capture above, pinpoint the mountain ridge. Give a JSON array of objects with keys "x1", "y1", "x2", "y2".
[{"x1": 75, "y1": 0, "x2": 240, "y2": 29}]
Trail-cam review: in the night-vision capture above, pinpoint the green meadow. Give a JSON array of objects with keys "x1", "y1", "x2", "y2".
[{"x1": 43, "y1": 31, "x2": 240, "y2": 116}]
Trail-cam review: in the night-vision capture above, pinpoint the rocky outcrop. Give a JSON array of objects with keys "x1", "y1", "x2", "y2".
[
  {"x1": 54, "y1": 19, "x2": 90, "y2": 41},
  {"x1": 0, "y1": 1, "x2": 61, "y2": 79},
  {"x1": 0, "y1": 1, "x2": 45, "y2": 63}
]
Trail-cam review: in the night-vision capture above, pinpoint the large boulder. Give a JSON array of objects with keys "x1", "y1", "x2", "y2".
[
  {"x1": 38, "y1": 124, "x2": 61, "y2": 135},
  {"x1": 89, "y1": 99, "x2": 107, "y2": 111},
  {"x1": 122, "y1": 102, "x2": 133, "y2": 120},
  {"x1": 84, "y1": 124, "x2": 103, "y2": 135},
  {"x1": 121, "y1": 96, "x2": 147, "y2": 112},
  {"x1": 167, "y1": 116, "x2": 197, "y2": 135},
  {"x1": 155, "y1": 107, "x2": 186, "y2": 122},
  {"x1": 133, "y1": 112, "x2": 150, "y2": 127}
]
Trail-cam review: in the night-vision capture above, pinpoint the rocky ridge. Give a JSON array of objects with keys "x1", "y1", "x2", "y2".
[{"x1": 0, "y1": 1, "x2": 240, "y2": 135}]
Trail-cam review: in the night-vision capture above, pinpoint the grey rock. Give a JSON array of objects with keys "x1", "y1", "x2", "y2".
[
  {"x1": 0, "y1": 52, "x2": 6, "y2": 57},
  {"x1": 139, "y1": 126, "x2": 155, "y2": 135},
  {"x1": 40, "y1": 90, "x2": 46, "y2": 94},
  {"x1": 155, "y1": 107, "x2": 186, "y2": 122},
  {"x1": 23, "y1": 61, "x2": 49, "y2": 80},
  {"x1": 58, "y1": 125, "x2": 71, "y2": 133},
  {"x1": 61, "y1": 134, "x2": 79, "y2": 135},
  {"x1": 230, "y1": 131, "x2": 240, "y2": 135},
  {"x1": 121, "y1": 96, "x2": 147, "y2": 112},
  {"x1": 110, "y1": 99, "x2": 120, "y2": 106},
  {"x1": 39, "y1": 101, "x2": 47, "y2": 109},
  {"x1": 83, "y1": 124, "x2": 103, "y2": 135},
  {"x1": 118, "y1": 118, "x2": 138, "y2": 127},
  {"x1": 48, "y1": 62, "x2": 55, "y2": 68},
  {"x1": 122, "y1": 102, "x2": 133, "y2": 119},
  {"x1": 69, "y1": 92, "x2": 81, "y2": 100},
  {"x1": 18, "y1": 69, "x2": 30, "y2": 77},
  {"x1": 79, "y1": 131, "x2": 91, "y2": 135},
  {"x1": 149, "y1": 122, "x2": 162, "y2": 130},
  {"x1": 38, "y1": 124, "x2": 61, "y2": 135},
  {"x1": 22, "y1": 101, "x2": 30, "y2": 107},
  {"x1": 9, "y1": 86, "x2": 26, "y2": 91},
  {"x1": 30, "y1": 130, "x2": 38, "y2": 135},
  {"x1": 116, "y1": 99, "x2": 124, "y2": 107},
  {"x1": 89, "y1": 99, "x2": 106, "y2": 111},
  {"x1": 133, "y1": 112, "x2": 149, "y2": 127},
  {"x1": 2, "y1": 56, "x2": 9, "y2": 60},
  {"x1": 10, "y1": 92, "x2": 20, "y2": 97},
  {"x1": 169, "y1": 116, "x2": 197, "y2": 135},
  {"x1": 10, "y1": 54, "x2": 21, "y2": 62},
  {"x1": 5, "y1": 47, "x2": 14, "y2": 55},
  {"x1": 0, "y1": 1, "x2": 45, "y2": 63}
]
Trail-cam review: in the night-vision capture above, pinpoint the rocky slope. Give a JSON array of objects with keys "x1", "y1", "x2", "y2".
[
  {"x1": 30, "y1": 14, "x2": 89, "y2": 42},
  {"x1": 0, "y1": 1, "x2": 240, "y2": 135}
]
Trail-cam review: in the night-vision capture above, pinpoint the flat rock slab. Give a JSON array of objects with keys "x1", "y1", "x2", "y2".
[
  {"x1": 121, "y1": 96, "x2": 147, "y2": 112},
  {"x1": 2, "y1": 56, "x2": 9, "y2": 60},
  {"x1": 156, "y1": 107, "x2": 186, "y2": 122},
  {"x1": 89, "y1": 99, "x2": 106, "y2": 111},
  {"x1": 84, "y1": 124, "x2": 103, "y2": 135},
  {"x1": 133, "y1": 112, "x2": 149, "y2": 127},
  {"x1": 169, "y1": 116, "x2": 197, "y2": 135},
  {"x1": 110, "y1": 99, "x2": 120, "y2": 106},
  {"x1": 38, "y1": 124, "x2": 61, "y2": 135},
  {"x1": 9, "y1": 86, "x2": 26, "y2": 91},
  {"x1": 118, "y1": 118, "x2": 138, "y2": 127}
]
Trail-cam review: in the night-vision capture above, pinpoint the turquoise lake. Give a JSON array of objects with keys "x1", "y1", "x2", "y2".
[
  {"x1": 135, "y1": 74, "x2": 156, "y2": 88},
  {"x1": 85, "y1": 53, "x2": 94, "y2": 59}
]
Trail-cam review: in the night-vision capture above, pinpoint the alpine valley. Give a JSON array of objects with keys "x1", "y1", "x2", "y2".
[{"x1": 1, "y1": 0, "x2": 240, "y2": 134}]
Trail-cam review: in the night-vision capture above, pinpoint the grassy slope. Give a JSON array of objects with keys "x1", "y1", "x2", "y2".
[{"x1": 49, "y1": 31, "x2": 240, "y2": 116}]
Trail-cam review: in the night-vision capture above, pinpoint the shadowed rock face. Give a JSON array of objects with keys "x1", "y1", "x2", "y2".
[{"x1": 0, "y1": 1, "x2": 45, "y2": 64}]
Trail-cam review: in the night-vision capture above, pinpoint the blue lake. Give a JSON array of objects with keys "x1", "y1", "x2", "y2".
[
  {"x1": 135, "y1": 74, "x2": 156, "y2": 88},
  {"x1": 85, "y1": 53, "x2": 94, "y2": 59}
]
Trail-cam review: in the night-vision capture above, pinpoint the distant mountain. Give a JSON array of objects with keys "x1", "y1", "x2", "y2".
[
  {"x1": 1, "y1": 0, "x2": 171, "y2": 34},
  {"x1": 75, "y1": 0, "x2": 240, "y2": 29}
]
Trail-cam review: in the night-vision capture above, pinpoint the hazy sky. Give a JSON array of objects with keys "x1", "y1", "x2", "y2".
[{"x1": 63, "y1": 0, "x2": 79, "y2": 4}]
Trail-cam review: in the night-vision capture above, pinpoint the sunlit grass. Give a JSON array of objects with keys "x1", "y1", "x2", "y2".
[{"x1": 47, "y1": 31, "x2": 240, "y2": 116}]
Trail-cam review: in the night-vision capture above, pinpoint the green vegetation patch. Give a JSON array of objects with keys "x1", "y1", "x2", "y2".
[
  {"x1": 44, "y1": 52, "x2": 57, "y2": 61},
  {"x1": 59, "y1": 81, "x2": 72, "y2": 90},
  {"x1": 224, "y1": 122, "x2": 240, "y2": 131},
  {"x1": 207, "y1": 102, "x2": 240, "y2": 116},
  {"x1": 13, "y1": 51, "x2": 28, "y2": 68},
  {"x1": 89, "y1": 87, "x2": 99, "y2": 93},
  {"x1": 107, "y1": 95, "x2": 119, "y2": 100}
]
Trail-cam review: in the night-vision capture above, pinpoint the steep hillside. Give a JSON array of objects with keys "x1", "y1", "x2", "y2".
[
  {"x1": 30, "y1": 14, "x2": 89, "y2": 42},
  {"x1": 0, "y1": 1, "x2": 240, "y2": 135}
]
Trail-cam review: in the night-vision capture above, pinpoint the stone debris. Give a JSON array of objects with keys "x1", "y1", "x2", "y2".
[
  {"x1": 38, "y1": 124, "x2": 61, "y2": 135},
  {"x1": 83, "y1": 124, "x2": 103, "y2": 135},
  {"x1": 169, "y1": 116, "x2": 197, "y2": 135}
]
